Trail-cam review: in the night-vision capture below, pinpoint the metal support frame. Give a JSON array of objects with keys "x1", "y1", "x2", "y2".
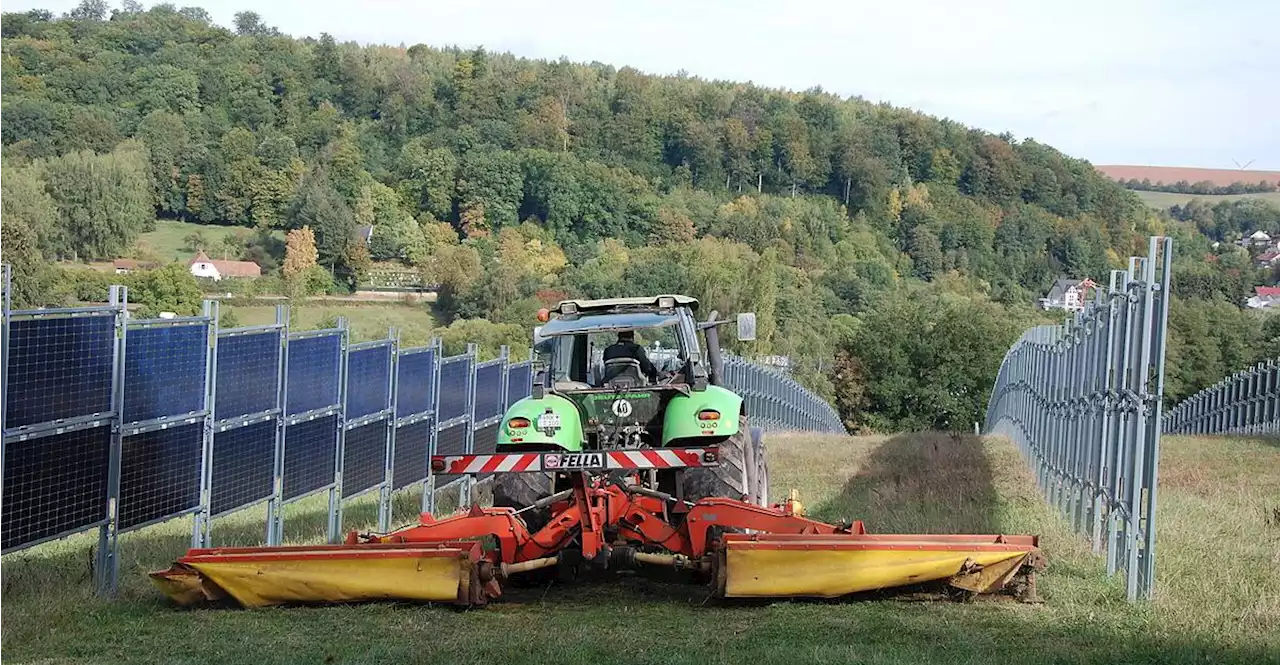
[
  {"x1": 192, "y1": 300, "x2": 219, "y2": 548},
  {"x1": 327, "y1": 317, "x2": 350, "y2": 544},
  {"x1": 266, "y1": 305, "x2": 290, "y2": 546},
  {"x1": 421, "y1": 336, "x2": 444, "y2": 515},
  {"x1": 983, "y1": 237, "x2": 1171, "y2": 602},
  {"x1": 459, "y1": 343, "x2": 479, "y2": 507},
  {"x1": 0, "y1": 265, "x2": 9, "y2": 528},
  {"x1": 377, "y1": 328, "x2": 400, "y2": 533},
  {"x1": 95, "y1": 285, "x2": 128, "y2": 596}
]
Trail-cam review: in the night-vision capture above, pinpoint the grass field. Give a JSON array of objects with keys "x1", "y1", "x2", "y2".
[
  {"x1": 1130, "y1": 189, "x2": 1280, "y2": 209},
  {"x1": 2, "y1": 433, "x2": 1277, "y2": 665},
  {"x1": 226, "y1": 303, "x2": 442, "y2": 347},
  {"x1": 133, "y1": 220, "x2": 284, "y2": 263}
]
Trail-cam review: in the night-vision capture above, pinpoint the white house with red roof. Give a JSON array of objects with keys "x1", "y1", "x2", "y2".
[
  {"x1": 1246, "y1": 286, "x2": 1280, "y2": 309},
  {"x1": 1040, "y1": 278, "x2": 1098, "y2": 312},
  {"x1": 188, "y1": 250, "x2": 261, "y2": 281}
]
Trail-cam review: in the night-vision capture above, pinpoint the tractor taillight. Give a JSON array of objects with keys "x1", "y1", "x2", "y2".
[
  {"x1": 697, "y1": 410, "x2": 720, "y2": 421},
  {"x1": 508, "y1": 417, "x2": 531, "y2": 429}
]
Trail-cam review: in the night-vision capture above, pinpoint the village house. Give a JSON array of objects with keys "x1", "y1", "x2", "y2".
[
  {"x1": 1040, "y1": 278, "x2": 1097, "y2": 312},
  {"x1": 188, "y1": 250, "x2": 261, "y2": 281},
  {"x1": 1256, "y1": 249, "x2": 1280, "y2": 269},
  {"x1": 1238, "y1": 230, "x2": 1274, "y2": 248},
  {"x1": 1246, "y1": 286, "x2": 1280, "y2": 310}
]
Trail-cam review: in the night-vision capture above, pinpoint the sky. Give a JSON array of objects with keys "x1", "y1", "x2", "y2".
[{"x1": 9, "y1": 0, "x2": 1280, "y2": 169}]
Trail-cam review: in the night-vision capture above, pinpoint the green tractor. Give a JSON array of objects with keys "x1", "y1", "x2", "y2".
[{"x1": 492, "y1": 295, "x2": 769, "y2": 528}]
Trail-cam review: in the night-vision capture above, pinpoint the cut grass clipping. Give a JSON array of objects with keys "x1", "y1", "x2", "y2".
[{"x1": 3, "y1": 433, "x2": 1277, "y2": 665}]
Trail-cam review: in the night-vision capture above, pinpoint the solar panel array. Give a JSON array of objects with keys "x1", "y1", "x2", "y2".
[{"x1": 0, "y1": 304, "x2": 542, "y2": 554}]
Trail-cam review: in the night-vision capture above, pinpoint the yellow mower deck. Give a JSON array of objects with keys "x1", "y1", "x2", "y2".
[
  {"x1": 718, "y1": 533, "x2": 1042, "y2": 598},
  {"x1": 150, "y1": 475, "x2": 1044, "y2": 609},
  {"x1": 150, "y1": 542, "x2": 485, "y2": 608}
]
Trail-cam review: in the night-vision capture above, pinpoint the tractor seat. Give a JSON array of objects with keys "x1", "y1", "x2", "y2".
[{"x1": 600, "y1": 358, "x2": 645, "y2": 388}]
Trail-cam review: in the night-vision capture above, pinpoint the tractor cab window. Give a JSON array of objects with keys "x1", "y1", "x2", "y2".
[
  {"x1": 538, "y1": 311, "x2": 688, "y2": 388},
  {"x1": 588, "y1": 325, "x2": 682, "y2": 385}
]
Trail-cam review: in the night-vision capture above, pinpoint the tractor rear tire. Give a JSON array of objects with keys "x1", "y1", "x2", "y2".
[
  {"x1": 681, "y1": 416, "x2": 750, "y2": 503},
  {"x1": 492, "y1": 471, "x2": 555, "y2": 533}
]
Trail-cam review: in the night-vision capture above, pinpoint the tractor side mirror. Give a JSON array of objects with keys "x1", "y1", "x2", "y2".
[{"x1": 736, "y1": 312, "x2": 757, "y2": 342}]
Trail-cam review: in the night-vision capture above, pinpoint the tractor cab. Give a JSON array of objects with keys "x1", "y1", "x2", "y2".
[
  {"x1": 502, "y1": 295, "x2": 755, "y2": 452},
  {"x1": 535, "y1": 301, "x2": 698, "y2": 391}
]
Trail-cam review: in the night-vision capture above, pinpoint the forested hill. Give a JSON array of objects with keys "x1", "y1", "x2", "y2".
[{"x1": 2, "y1": 3, "x2": 1276, "y2": 430}]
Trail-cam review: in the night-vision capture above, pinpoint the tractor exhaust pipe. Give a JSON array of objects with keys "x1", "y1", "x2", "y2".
[{"x1": 703, "y1": 310, "x2": 725, "y2": 386}]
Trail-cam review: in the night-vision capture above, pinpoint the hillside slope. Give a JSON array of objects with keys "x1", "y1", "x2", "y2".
[{"x1": 3, "y1": 5, "x2": 1275, "y2": 431}]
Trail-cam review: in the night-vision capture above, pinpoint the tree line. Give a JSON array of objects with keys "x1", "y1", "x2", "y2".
[
  {"x1": 1118, "y1": 178, "x2": 1278, "y2": 196},
  {"x1": 1, "y1": 2, "x2": 1275, "y2": 430}
]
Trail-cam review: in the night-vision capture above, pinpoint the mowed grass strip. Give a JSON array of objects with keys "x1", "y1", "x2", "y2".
[
  {"x1": 229, "y1": 303, "x2": 441, "y2": 347},
  {"x1": 2, "y1": 434, "x2": 1277, "y2": 665}
]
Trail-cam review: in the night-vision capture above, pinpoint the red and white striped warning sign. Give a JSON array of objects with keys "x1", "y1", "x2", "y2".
[
  {"x1": 434, "y1": 453, "x2": 543, "y2": 475},
  {"x1": 432, "y1": 447, "x2": 718, "y2": 475},
  {"x1": 605, "y1": 448, "x2": 713, "y2": 469}
]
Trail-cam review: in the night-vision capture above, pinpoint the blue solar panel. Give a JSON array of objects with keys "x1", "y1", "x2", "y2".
[
  {"x1": 123, "y1": 323, "x2": 208, "y2": 424},
  {"x1": 437, "y1": 358, "x2": 470, "y2": 421},
  {"x1": 283, "y1": 415, "x2": 337, "y2": 500},
  {"x1": 5, "y1": 315, "x2": 115, "y2": 428},
  {"x1": 395, "y1": 349, "x2": 435, "y2": 418},
  {"x1": 472, "y1": 422, "x2": 498, "y2": 455},
  {"x1": 469, "y1": 423, "x2": 501, "y2": 480},
  {"x1": 341, "y1": 422, "x2": 386, "y2": 498},
  {"x1": 507, "y1": 364, "x2": 532, "y2": 405},
  {"x1": 286, "y1": 334, "x2": 341, "y2": 415},
  {"x1": 1, "y1": 426, "x2": 110, "y2": 550},
  {"x1": 392, "y1": 419, "x2": 432, "y2": 489},
  {"x1": 215, "y1": 332, "x2": 280, "y2": 420},
  {"x1": 474, "y1": 364, "x2": 504, "y2": 420},
  {"x1": 346, "y1": 345, "x2": 390, "y2": 419},
  {"x1": 119, "y1": 423, "x2": 202, "y2": 530},
  {"x1": 211, "y1": 420, "x2": 275, "y2": 515}
]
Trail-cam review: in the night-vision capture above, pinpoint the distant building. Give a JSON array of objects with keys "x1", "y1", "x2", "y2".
[
  {"x1": 188, "y1": 250, "x2": 261, "y2": 281},
  {"x1": 112, "y1": 259, "x2": 159, "y2": 274},
  {"x1": 1239, "y1": 230, "x2": 1273, "y2": 248},
  {"x1": 1256, "y1": 249, "x2": 1280, "y2": 268},
  {"x1": 357, "y1": 225, "x2": 374, "y2": 244},
  {"x1": 1040, "y1": 278, "x2": 1097, "y2": 312},
  {"x1": 1247, "y1": 286, "x2": 1280, "y2": 310}
]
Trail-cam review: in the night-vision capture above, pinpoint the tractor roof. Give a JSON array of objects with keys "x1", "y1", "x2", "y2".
[
  {"x1": 539, "y1": 310, "x2": 681, "y2": 337},
  {"x1": 554, "y1": 294, "x2": 698, "y2": 314}
]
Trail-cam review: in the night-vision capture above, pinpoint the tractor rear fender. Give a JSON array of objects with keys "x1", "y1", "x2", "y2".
[
  {"x1": 496, "y1": 395, "x2": 585, "y2": 452},
  {"x1": 661, "y1": 384, "x2": 743, "y2": 445}
]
